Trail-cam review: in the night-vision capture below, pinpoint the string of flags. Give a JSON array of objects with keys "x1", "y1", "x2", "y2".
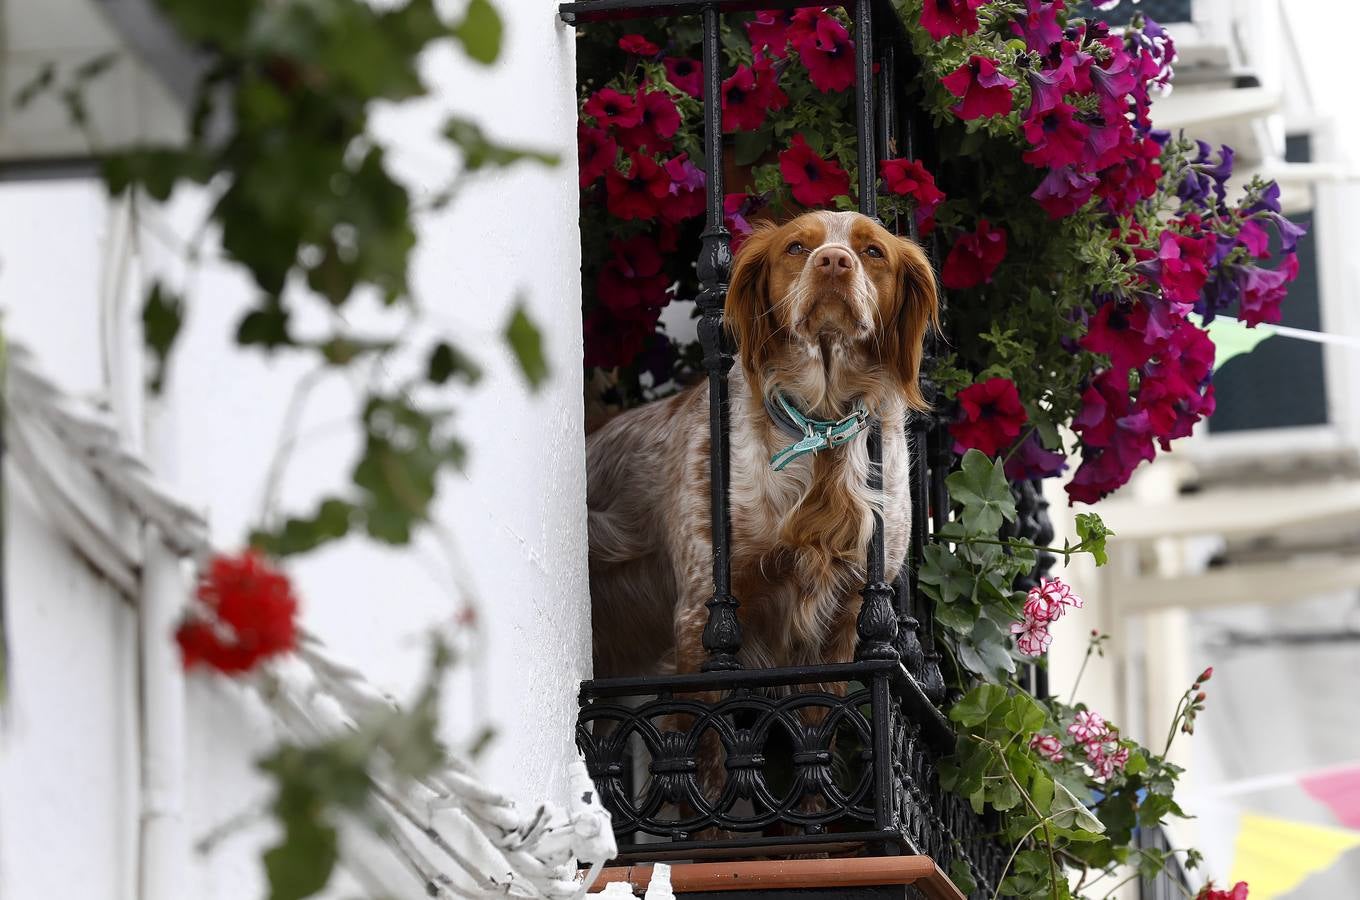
[{"x1": 1217, "y1": 762, "x2": 1360, "y2": 899}]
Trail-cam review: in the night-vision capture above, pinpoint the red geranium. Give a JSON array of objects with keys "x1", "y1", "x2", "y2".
[
  {"x1": 919, "y1": 0, "x2": 985, "y2": 41},
  {"x1": 880, "y1": 157, "x2": 945, "y2": 234},
  {"x1": 793, "y1": 11, "x2": 856, "y2": 93},
  {"x1": 618, "y1": 34, "x2": 660, "y2": 57},
  {"x1": 605, "y1": 153, "x2": 670, "y2": 220},
  {"x1": 664, "y1": 57, "x2": 703, "y2": 98},
  {"x1": 578, "y1": 123, "x2": 617, "y2": 187},
  {"x1": 779, "y1": 134, "x2": 850, "y2": 207},
  {"x1": 941, "y1": 219, "x2": 1007, "y2": 289},
  {"x1": 616, "y1": 88, "x2": 681, "y2": 153},
  {"x1": 176, "y1": 550, "x2": 299, "y2": 675},
  {"x1": 942, "y1": 56, "x2": 1017, "y2": 120},
  {"x1": 722, "y1": 55, "x2": 787, "y2": 132},
  {"x1": 583, "y1": 87, "x2": 642, "y2": 129},
  {"x1": 949, "y1": 377, "x2": 1028, "y2": 457}
]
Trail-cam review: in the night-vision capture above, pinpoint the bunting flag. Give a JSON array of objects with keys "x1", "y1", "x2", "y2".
[
  {"x1": 1300, "y1": 764, "x2": 1360, "y2": 830},
  {"x1": 1229, "y1": 812, "x2": 1360, "y2": 899}
]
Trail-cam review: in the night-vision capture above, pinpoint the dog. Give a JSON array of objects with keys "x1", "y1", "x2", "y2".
[{"x1": 587, "y1": 210, "x2": 939, "y2": 680}]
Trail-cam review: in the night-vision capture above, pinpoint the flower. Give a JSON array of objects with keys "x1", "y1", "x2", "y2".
[
  {"x1": 1236, "y1": 254, "x2": 1299, "y2": 327},
  {"x1": 664, "y1": 57, "x2": 703, "y2": 98},
  {"x1": 1148, "y1": 230, "x2": 1217, "y2": 309},
  {"x1": 1030, "y1": 734, "x2": 1065, "y2": 762},
  {"x1": 578, "y1": 123, "x2": 617, "y2": 187},
  {"x1": 1197, "y1": 883, "x2": 1249, "y2": 900},
  {"x1": 1067, "y1": 710, "x2": 1109, "y2": 743},
  {"x1": 584, "y1": 304, "x2": 663, "y2": 369},
  {"x1": 176, "y1": 550, "x2": 299, "y2": 675},
  {"x1": 1032, "y1": 166, "x2": 1097, "y2": 219},
  {"x1": 941, "y1": 219, "x2": 1007, "y2": 289},
  {"x1": 616, "y1": 88, "x2": 681, "y2": 153},
  {"x1": 919, "y1": 0, "x2": 985, "y2": 41},
  {"x1": 1012, "y1": 0, "x2": 1065, "y2": 53},
  {"x1": 597, "y1": 236, "x2": 671, "y2": 315},
  {"x1": 726, "y1": 192, "x2": 763, "y2": 250},
  {"x1": 1022, "y1": 103, "x2": 1090, "y2": 169},
  {"x1": 604, "y1": 152, "x2": 671, "y2": 220},
  {"x1": 942, "y1": 56, "x2": 1016, "y2": 120},
  {"x1": 583, "y1": 87, "x2": 643, "y2": 129},
  {"x1": 779, "y1": 133, "x2": 850, "y2": 206},
  {"x1": 1004, "y1": 431, "x2": 1068, "y2": 481},
  {"x1": 1024, "y1": 578, "x2": 1083, "y2": 623},
  {"x1": 1025, "y1": 51, "x2": 1079, "y2": 117},
  {"x1": 949, "y1": 376, "x2": 1026, "y2": 457},
  {"x1": 881, "y1": 157, "x2": 946, "y2": 234},
  {"x1": 747, "y1": 9, "x2": 794, "y2": 58},
  {"x1": 794, "y1": 12, "x2": 856, "y2": 93},
  {"x1": 659, "y1": 153, "x2": 707, "y2": 223},
  {"x1": 618, "y1": 34, "x2": 660, "y2": 56},
  {"x1": 1080, "y1": 300, "x2": 1158, "y2": 374},
  {"x1": 1011, "y1": 618, "x2": 1052, "y2": 656},
  {"x1": 1085, "y1": 739, "x2": 1130, "y2": 780},
  {"x1": 1236, "y1": 220, "x2": 1270, "y2": 259},
  {"x1": 1197, "y1": 667, "x2": 1214, "y2": 684},
  {"x1": 722, "y1": 55, "x2": 788, "y2": 132}
]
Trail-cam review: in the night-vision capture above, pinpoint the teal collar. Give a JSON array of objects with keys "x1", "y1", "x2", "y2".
[{"x1": 764, "y1": 391, "x2": 870, "y2": 471}]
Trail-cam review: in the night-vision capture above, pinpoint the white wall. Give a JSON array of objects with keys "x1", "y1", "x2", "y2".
[{"x1": 0, "y1": 3, "x2": 586, "y2": 897}]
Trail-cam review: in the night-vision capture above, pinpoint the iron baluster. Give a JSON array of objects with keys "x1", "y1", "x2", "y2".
[{"x1": 696, "y1": 3, "x2": 742, "y2": 672}]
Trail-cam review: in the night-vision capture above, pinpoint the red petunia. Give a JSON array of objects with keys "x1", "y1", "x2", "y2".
[
  {"x1": 605, "y1": 153, "x2": 671, "y2": 220},
  {"x1": 616, "y1": 88, "x2": 681, "y2": 153},
  {"x1": 584, "y1": 304, "x2": 663, "y2": 370},
  {"x1": 1031, "y1": 166, "x2": 1097, "y2": 218},
  {"x1": 880, "y1": 157, "x2": 945, "y2": 234},
  {"x1": 949, "y1": 377, "x2": 1028, "y2": 458},
  {"x1": 792, "y1": 11, "x2": 855, "y2": 93},
  {"x1": 176, "y1": 550, "x2": 299, "y2": 675},
  {"x1": 919, "y1": 0, "x2": 985, "y2": 41},
  {"x1": 942, "y1": 56, "x2": 1017, "y2": 120},
  {"x1": 618, "y1": 34, "x2": 661, "y2": 57},
  {"x1": 722, "y1": 55, "x2": 787, "y2": 132},
  {"x1": 1080, "y1": 301, "x2": 1159, "y2": 374},
  {"x1": 1151, "y1": 230, "x2": 1216, "y2": 309},
  {"x1": 597, "y1": 235, "x2": 671, "y2": 315},
  {"x1": 659, "y1": 153, "x2": 707, "y2": 223},
  {"x1": 1022, "y1": 103, "x2": 1090, "y2": 169},
  {"x1": 747, "y1": 9, "x2": 794, "y2": 58},
  {"x1": 664, "y1": 57, "x2": 703, "y2": 98},
  {"x1": 779, "y1": 133, "x2": 850, "y2": 207},
  {"x1": 578, "y1": 123, "x2": 617, "y2": 188},
  {"x1": 1197, "y1": 882, "x2": 1249, "y2": 900},
  {"x1": 941, "y1": 219, "x2": 1007, "y2": 289},
  {"x1": 583, "y1": 87, "x2": 643, "y2": 129}
]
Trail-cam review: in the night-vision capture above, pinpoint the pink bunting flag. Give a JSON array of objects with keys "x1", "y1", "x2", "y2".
[{"x1": 1300, "y1": 764, "x2": 1360, "y2": 830}]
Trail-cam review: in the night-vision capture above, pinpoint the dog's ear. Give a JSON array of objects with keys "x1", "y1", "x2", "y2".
[
  {"x1": 724, "y1": 224, "x2": 779, "y2": 393},
  {"x1": 885, "y1": 235, "x2": 941, "y2": 412}
]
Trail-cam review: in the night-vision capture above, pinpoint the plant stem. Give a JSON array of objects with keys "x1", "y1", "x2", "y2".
[
  {"x1": 943, "y1": 535, "x2": 1076, "y2": 560},
  {"x1": 1068, "y1": 642, "x2": 1096, "y2": 705}
]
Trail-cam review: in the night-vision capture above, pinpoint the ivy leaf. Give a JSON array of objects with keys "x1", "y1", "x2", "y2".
[
  {"x1": 1002, "y1": 691, "x2": 1047, "y2": 736},
  {"x1": 949, "y1": 683, "x2": 1008, "y2": 727},
  {"x1": 1050, "y1": 781, "x2": 1106, "y2": 834},
  {"x1": 1075, "y1": 512, "x2": 1114, "y2": 566},
  {"x1": 427, "y1": 341, "x2": 482, "y2": 386},
  {"x1": 443, "y1": 117, "x2": 560, "y2": 171},
  {"x1": 946, "y1": 449, "x2": 1017, "y2": 535},
  {"x1": 262, "y1": 818, "x2": 337, "y2": 900},
  {"x1": 453, "y1": 0, "x2": 503, "y2": 65},
  {"x1": 251, "y1": 499, "x2": 355, "y2": 557},
  {"x1": 504, "y1": 302, "x2": 548, "y2": 390},
  {"x1": 142, "y1": 282, "x2": 183, "y2": 394},
  {"x1": 949, "y1": 860, "x2": 977, "y2": 898}
]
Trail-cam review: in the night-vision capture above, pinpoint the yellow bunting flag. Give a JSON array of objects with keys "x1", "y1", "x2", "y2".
[{"x1": 1230, "y1": 812, "x2": 1360, "y2": 899}]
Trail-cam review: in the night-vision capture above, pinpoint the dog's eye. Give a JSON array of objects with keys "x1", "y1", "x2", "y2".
[
  {"x1": 863, "y1": 245, "x2": 884, "y2": 259},
  {"x1": 786, "y1": 242, "x2": 804, "y2": 255}
]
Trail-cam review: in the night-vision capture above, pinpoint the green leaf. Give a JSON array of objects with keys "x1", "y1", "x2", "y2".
[
  {"x1": 1075, "y1": 512, "x2": 1114, "y2": 566},
  {"x1": 237, "y1": 302, "x2": 293, "y2": 350},
  {"x1": 946, "y1": 449, "x2": 1017, "y2": 535},
  {"x1": 734, "y1": 129, "x2": 773, "y2": 166},
  {"x1": 504, "y1": 302, "x2": 548, "y2": 390},
  {"x1": 427, "y1": 341, "x2": 482, "y2": 386},
  {"x1": 251, "y1": 499, "x2": 355, "y2": 557},
  {"x1": 13, "y1": 63, "x2": 55, "y2": 109},
  {"x1": 948, "y1": 859, "x2": 977, "y2": 897},
  {"x1": 453, "y1": 0, "x2": 503, "y2": 65},
  {"x1": 1002, "y1": 691, "x2": 1048, "y2": 736},
  {"x1": 262, "y1": 819, "x2": 337, "y2": 900},
  {"x1": 74, "y1": 51, "x2": 119, "y2": 82},
  {"x1": 949, "y1": 684, "x2": 1008, "y2": 727},
  {"x1": 142, "y1": 283, "x2": 183, "y2": 394},
  {"x1": 443, "y1": 117, "x2": 559, "y2": 171},
  {"x1": 1050, "y1": 782, "x2": 1106, "y2": 834}
]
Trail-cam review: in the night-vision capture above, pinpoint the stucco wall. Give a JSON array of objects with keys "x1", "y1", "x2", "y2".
[{"x1": 0, "y1": 4, "x2": 585, "y2": 897}]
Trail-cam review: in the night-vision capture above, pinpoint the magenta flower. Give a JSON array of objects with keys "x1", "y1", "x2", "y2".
[
  {"x1": 577, "y1": 123, "x2": 618, "y2": 187},
  {"x1": 1150, "y1": 231, "x2": 1217, "y2": 310},
  {"x1": 746, "y1": 9, "x2": 794, "y2": 58},
  {"x1": 1004, "y1": 431, "x2": 1068, "y2": 481},
  {"x1": 1022, "y1": 103, "x2": 1090, "y2": 169},
  {"x1": 618, "y1": 34, "x2": 661, "y2": 57},
  {"x1": 583, "y1": 87, "x2": 643, "y2": 129},
  {"x1": 1237, "y1": 220, "x2": 1271, "y2": 259},
  {"x1": 919, "y1": 0, "x2": 985, "y2": 41},
  {"x1": 1032, "y1": 166, "x2": 1097, "y2": 219},
  {"x1": 949, "y1": 376, "x2": 1026, "y2": 457},
  {"x1": 616, "y1": 88, "x2": 681, "y2": 153},
  {"x1": 1011, "y1": 0, "x2": 1065, "y2": 53},
  {"x1": 1025, "y1": 53, "x2": 1078, "y2": 117},
  {"x1": 795, "y1": 12, "x2": 856, "y2": 93},
  {"x1": 941, "y1": 219, "x2": 1008, "y2": 289},
  {"x1": 1080, "y1": 300, "x2": 1158, "y2": 374},
  {"x1": 722, "y1": 55, "x2": 788, "y2": 132},
  {"x1": 881, "y1": 157, "x2": 946, "y2": 234},
  {"x1": 942, "y1": 56, "x2": 1016, "y2": 120},
  {"x1": 1030, "y1": 734, "x2": 1065, "y2": 763},
  {"x1": 664, "y1": 57, "x2": 703, "y2": 98},
  {"x1": 1236, "y1": 254, "x2": 1300, "y2": 327},
  {"x1": 1085, "y1": 740, "x2": 1130, "y2": 780}
]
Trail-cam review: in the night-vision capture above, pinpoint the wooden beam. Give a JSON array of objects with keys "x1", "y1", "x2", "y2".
[
  {"x1": 591, "y1": 858, "x2": 966, "y2": 900},
  {"x1": 1096, "y1": 482, "x2": 1360, "y2": 543},
  {"x1": 1108, "y1": 556, "x2": 1360, "y2": 612}
]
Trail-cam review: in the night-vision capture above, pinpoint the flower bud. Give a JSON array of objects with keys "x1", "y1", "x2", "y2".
[
  {"x1": 1196, "y1": 666, "x2": 1213, "y2": 684},
  {"x1": 1194, "y1": 691, "x2": 1207, "y2": 703}
]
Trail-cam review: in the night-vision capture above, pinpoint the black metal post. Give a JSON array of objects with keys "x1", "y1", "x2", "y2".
[
  {"x1": 696, "y1": 3, "x2": 742, "y2": 672},
  {"x1": 853, "y1": 0, "x2": 897, "y2": 662}
]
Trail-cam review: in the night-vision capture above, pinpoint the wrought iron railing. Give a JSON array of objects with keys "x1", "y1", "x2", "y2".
[{"x1": 562, "y1": 1, "x2": 1054, "y2": 894}]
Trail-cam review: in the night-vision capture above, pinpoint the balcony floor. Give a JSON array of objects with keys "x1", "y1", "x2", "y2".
[{"x1": 589, "y1": 857, "x2": 967, "y2": 900}]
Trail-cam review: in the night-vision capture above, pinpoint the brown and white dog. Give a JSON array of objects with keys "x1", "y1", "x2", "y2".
[{"x1": 587, "y1": 211, "x2": 939, "y2": 680}]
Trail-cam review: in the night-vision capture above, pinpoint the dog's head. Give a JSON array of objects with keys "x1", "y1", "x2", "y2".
[{"x1": 725, "y1": 210, "x2": 940, "y2": 413}]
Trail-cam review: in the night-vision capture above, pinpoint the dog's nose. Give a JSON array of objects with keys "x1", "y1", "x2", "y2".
[{"x1": 812, "y1": 246, "x2": 854, "y2": 277}]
